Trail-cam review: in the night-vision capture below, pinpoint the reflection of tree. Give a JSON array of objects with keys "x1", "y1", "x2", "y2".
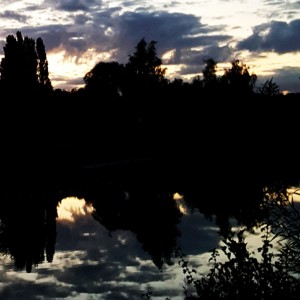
[
  {"x1": 132, "y1": 191, "x2": 182, "y2": 269},
  {"x1": 263, "y1": 187, "x2": 300, "y2": 275},
  {"x1": 175, "y1": 187, "x2": 300, "y2": 300},
  {"x1": 87, "y1": 171, "x2": 182, "y2": 270},
  {"x1": 0, "y1": 195, "x2": 58, "y2": 273}
]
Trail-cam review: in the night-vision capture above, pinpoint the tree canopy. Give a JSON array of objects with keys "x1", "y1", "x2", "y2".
[{"x1": 0, "y1": 31, "x2": 52, "y2": 95}]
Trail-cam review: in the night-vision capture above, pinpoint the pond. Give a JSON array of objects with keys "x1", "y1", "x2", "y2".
[{"x1": 1, "y1": 158, "x2": 300, "y2": 299}]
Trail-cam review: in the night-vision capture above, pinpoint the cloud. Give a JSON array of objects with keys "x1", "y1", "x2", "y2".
[
  {"x1": 0, "y1": 3, "x2": 232, "y2": 86},
  {"x1": 110, "y1": 11, "x2": 231, "y2": 65},
  {"x1": 1, "y1": 9, "x2": 230, "y2": 68},
  {"x1": 177, "y1": 45, "x2": 233, "y2": 76},
  {"x1": 46, "y1": 0, "x2": 101, "y2": 12},
  {"x1": 1, "y1": 1, "x2": 299, "y2": 92},
  {"x1": 0, "y1": 10, "x2": 28, "y2": 23},
  {"x1": 256, "y1": 66, "x2": 300, "y2": 93},
  {"x1": 0, "y1": 278, "x2": 71, "y2": 299},
  {"x1": 0, "y1": 25, "x2": 69, "y2": 53},
  {"x1": 237, "y1": 19, "x2": 300, "y2": 53}
]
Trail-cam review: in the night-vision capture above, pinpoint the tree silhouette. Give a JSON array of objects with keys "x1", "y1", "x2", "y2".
[
  {"x1": 221, "y1": 59, "x2": 257, "y2": 95},
  {"x1": 126, "y1": 38, "x2": 166, "y2": 83},
  {"x1": 83, "y1": 61, "x2": 124, "y2": 98},
  {"x1": 0, "y1": 31, "x2": 52, "y2": 94},
  {"x1": 36, "y1": 37, "x2": 52, "y2": 91},
  {"x1": 258, "y1": 77, "x2": 280, "y2": 96},
  {"x1": 202, "y1": 58, "x2": 218, "y2": 89}
]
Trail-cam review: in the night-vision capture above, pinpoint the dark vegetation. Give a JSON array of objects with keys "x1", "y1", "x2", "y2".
[
  {"x1": 175, "y1": 191, "x2": 300, "y2": 299},
  {"x1": 0, "y1": 31, "x2": 300, "y2": 299}
]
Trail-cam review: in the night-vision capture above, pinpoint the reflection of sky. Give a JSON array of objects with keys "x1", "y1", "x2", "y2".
[{"x1": 0, "y1": 196, "x2": 278, "y2": 299}]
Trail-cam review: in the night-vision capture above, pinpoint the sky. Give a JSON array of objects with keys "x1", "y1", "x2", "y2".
[{"x1": 1, "y1": 1, "x2": 300, "y2": 93}]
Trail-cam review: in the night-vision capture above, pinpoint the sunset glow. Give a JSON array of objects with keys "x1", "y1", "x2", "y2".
[{"x1": 0, "y1": 1, "x2": 300, "y2": 92}]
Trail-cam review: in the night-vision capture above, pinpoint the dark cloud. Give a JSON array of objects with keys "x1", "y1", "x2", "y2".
[
  {"x1": 122, "y1": 1, "x2": 141, "y2": 8},
  {"x1": 172, "y1": 45, "x2": 233, "y2": 76},
  {"x1": 0, "y1": 8, "x2": 231, "y2": 85},
  {"x1": 12, "y1": 10, "x2": 229, "y2": 68},
  {"x1": 0, "y1": 279, "x2": 71, "y2": 299},
  {"x1": 177, "y1": 212, "x2": 220, "y2": 255},
  {"x1": 1, "y1": 2, "x2": 298, "y2": 92},
  {"x1": 46, "y1": 0, "x2": 101, "y2": 12},
  {"x1": 255, "y1": 67, "x2": 300, "y2": 93},
  {"x1": 200, "y1": 44, "x2": 233, "y2": 62},
  {"x1": 237, "y1": 19, "x2": 300, "y2": 53},
  {"x1": 110, "y1": 11, "x2": 231, "y2": 64},
  {"x1": 74, "y1": 13, "x2": 92, "y2": 25},
  {"x1": 0, "y1": 10, "x2": 28, "y2": 23},
  {"x1": 0, "y1": 25, "x2": 69, "y2": 51},
  {"x1": 181, "y1": 44, "x2": 233, "y2": 72}
]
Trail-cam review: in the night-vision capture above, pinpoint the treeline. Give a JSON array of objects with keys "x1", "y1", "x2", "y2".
[{"x1": 0, "y1": 31, "x2": 299, "y2": 190}]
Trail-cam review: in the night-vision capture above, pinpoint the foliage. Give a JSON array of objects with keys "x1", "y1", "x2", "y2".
[
  {"x1": 83, "y1": 61, "x2": 124, "y2": 98},
  {"x1": 202, "y1": 58, "x2": 218, "y2": 88},
  {"x1": 125, "y1": 37, "x2": 167, "y2": 86},
  {"x1": 221, "y1": 59, "x2": 257, "y2": 94},
  {"x1": 263, "y1": 187, "x2": 300, "y2": 275},
  {"x1": 258, "y1": 77, "x2": 280, "y2": 96},
  {"x1": 36, "y1": 36, "x2": 52, "y2": 90},
  {"x1": 176, "y1": 228, "x2": 300, "y2": 299},
  {"x1": 174, "y1": 188, "x2": 300, "y2": 299},
  {"x1": 0, "y1": 31, "x2": 52, "y2": 93}
]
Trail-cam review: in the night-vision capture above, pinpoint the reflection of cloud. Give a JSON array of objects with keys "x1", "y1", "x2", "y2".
[
  {"x1": 57, "y1": 197, "x2": 94, "y2": 222},
  {"x1": 178, "y1": 212, "x2": 220, "y2": 255},
  {"x1": 0, "y1": 198, "x2": 225, "y2": 299},
  {"x1": 287, "y1": 186, "x2": 300, "y2": 202}
]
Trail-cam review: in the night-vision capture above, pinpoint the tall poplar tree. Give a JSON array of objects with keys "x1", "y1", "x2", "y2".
[
  {"x1": 36, "y1": 37, "x2": 52, "y2": 91},
  {"x1": 0, "y1": 31, "x2": 52, "y2": 94}
]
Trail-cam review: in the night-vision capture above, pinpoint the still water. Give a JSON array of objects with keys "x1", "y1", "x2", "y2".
[
  {"x1": 0, "y1": 196, "x2": 210, "y2": 299},
  {"x1": 0, "y1": 197, "x2": 273, "y2": 300},
  {"x1": 1, "y1": 159, "x2": 299, "y2": 300}
]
